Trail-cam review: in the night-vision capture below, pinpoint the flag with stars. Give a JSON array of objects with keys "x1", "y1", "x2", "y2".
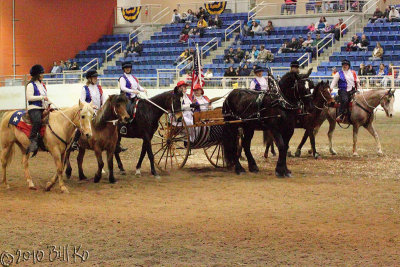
[
  {"x1": 9, "y1": 110, "x2": 45, "y2": 137},
  {"x1": 190, "y1": 45, "x2": 205, "y2": 97}
]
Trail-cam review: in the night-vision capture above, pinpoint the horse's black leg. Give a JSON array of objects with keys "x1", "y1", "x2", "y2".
[
  {"x1": 114, "y1": 152, "x2": 125, "y2": 174},
  {"x1": 65, "y1": 149, "x2": 72, "y2": 179},
  {"x1": 107, "y1": 149, "x2": 116, "y2": 183},
  {"x1": 77, "y1": 147, "x2": 87, "y2": 180},
  {"x1": 242, "y1": 128, "x2": 258, "y2": 173},
  {"x1": 222, "y1": 124, "x2": 244, "y2": 174},
  {"x1": 145, "y1": 139, "x2": 159, "y2": 179},
  {"x1": 271, "y1": 129, "x2": 286, "y2": 178},
  {"x1": 295, "y1": 130, "x2": 309, "y2": 157},
  {"x1": 93, "y1": 147, "x2": 104, "y2": 183},
  {"x1": 270, "y1": 142, "x2": 276, "y2": 156},
  {"x1": 135, "y1": 141, "x2": 147, "y2": 176},
  {"x1": 282, "y1": 127, "x2": 295, "y2": 177},
  {"x1": 264, "y1": 143, "x2": 270, "y2": 158},
  {"x1": 308, "y1": 128, "x2": 320, "y2": 159}
]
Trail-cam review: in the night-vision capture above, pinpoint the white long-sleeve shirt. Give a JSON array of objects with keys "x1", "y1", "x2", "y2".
[
  {"x1": 26, "y1": 81, "x2": 48, "y2": 110},
  {"x1": 389, "y1": 9, "x2": 400, "y2": 19},
  {"x1": 250, "y1": 77, "x2": 269, "y2": 91},
  {"x1": 171, "y1": 13, "x2": 182, "y2": 23},
  {"x1": 80, "y1": 84, "x2": 105, "y2": 110},
  {"x1": 192, "y1": 95, "x2": 211, "y2": 111},
  {"x1": 330, "y1": 69, "x2": 360, "y2": 92},
  {"x1": 119, "y1": 73, "x2": 144, "y2": 98}
]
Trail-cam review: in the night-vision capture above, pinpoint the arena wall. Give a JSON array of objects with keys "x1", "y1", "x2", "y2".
[
  {"x1": 0, "y1": 84, "x2": 399, "y2": 112},
  {"x1": 0, "y1": 0, "x2": 117, "y2": 76}
]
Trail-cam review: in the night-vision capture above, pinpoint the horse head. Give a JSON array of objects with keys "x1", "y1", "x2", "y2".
[
  {"x1": 109, "y1": 94, "x2": 130, "y2": 123},
  {"x1": 314, "y1": 81, "x2": 334, "y2": 106},
  {"x1": 78, "y1": 100, "x2": 95, "y2": 138},
  {"x1": 381, "y1": 89, "x2": 396, "y2": 118}
]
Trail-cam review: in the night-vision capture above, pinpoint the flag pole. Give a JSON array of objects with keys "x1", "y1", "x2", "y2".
[{"x1": 196, "y1": 43, "x2": 201, "y2": 80}]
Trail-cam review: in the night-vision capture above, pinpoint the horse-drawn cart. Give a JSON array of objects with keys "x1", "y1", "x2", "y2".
[{"x1": 151, "y1": 108, "x2": 228, "y2": 172}]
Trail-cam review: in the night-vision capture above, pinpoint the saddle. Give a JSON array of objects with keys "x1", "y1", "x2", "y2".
[
  {"x1": 21, "y1": 109, "x2": 50, "y2": 125},
  {"x1": 8, "y1": 110, "x2": 50, "y2": 139},
  {"x1": 126, "y1": 98, "x2": 140, "y2": 120}
]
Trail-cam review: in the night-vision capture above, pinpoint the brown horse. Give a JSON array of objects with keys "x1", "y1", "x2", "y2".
[
  {"x1": 0, "y1": 101, "x2": 94, "y2": 193},
  {"x1": 64, "y1": 94, "x2": 129, "y2": 184},
  {"x1": 317, "y1": 88, "x2": 395, "y2": 156}
]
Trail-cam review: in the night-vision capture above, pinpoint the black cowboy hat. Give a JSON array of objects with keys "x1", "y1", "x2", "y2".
[
  {"x1": 85, "y1": 70, "x2": 99, "y2": 79},
  {"x1": 342, "y1": 59, "x2": 351, "y2": 66},
  {"x1": 121, "y1": 61, "x2": 132, "y2": 69},
  {"x1": 290, "y1": 61, "x2": 300, "y2": 68},
  {"x1": 30, "y1": 64, "x2": 45, "y2": 76},
  {"x1": 254, "y1": 65, "x2": 264, "y2": 73}
]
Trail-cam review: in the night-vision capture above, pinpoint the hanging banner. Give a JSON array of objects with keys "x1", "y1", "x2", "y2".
[
  {"x1": 204, "y1": 1, "x2": 227, "y2": 15},
  {"x1": 121, "y1": 6, "x2": 141, "y2": 23}
]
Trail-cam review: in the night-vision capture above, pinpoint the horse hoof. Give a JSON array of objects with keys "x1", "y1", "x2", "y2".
[
  {"x1": 5, "y1": 184, "x2": 10, "y2": 190},
  {"x1": 352, "y1": 153, "x2": 360, "y2": 157},
  {"x1": 93, "y1": 176, "x2": 101, "y2": 183},
  {"x1": 249, "y1": 165, "x2": 259, "y2": 173},
  {"x1": 60, "y1": 186, "x2": 69, "y2": 194},
  {"x1": 295, "y1": 150, "x2": 301, "y2": 157},
  {"x1": 330, "y1": 149, "x2": 337, "y2": 155},
  {"x1": 109, "y1": 179, "x2": 117, "y2": 184},
  {"x1": 235, "y1": 167, "x2": 246, "y2": 175},
  {"x1": 285, "y1": 172, "x2": 293, "y2": 178},
  {"x1": 101, "y1": 169, "x2": 106, "y2": 174},
  {"x1": 65, "y1": 168, "x2": 72, "y2": 179},
  {"x1": 45, "y1": 182, "x2": 52, "y2": 191},
  {"x1": 154, "y1": 175, "x2": 161, "y2": 181},
  {"x1": 135, "y1": 169, "x2": 141, "y2": 176},
  {"x1": 263, "y1": 153, "x2": 268, "y2": 159},
  {"x1": 287, "y1": 151, "x2": 293, "y2": 157},
  {"x1": 377, "y1": 151, "x2": 384, "y2": 156},
  {"x1": 29, "y1": 186, "x2": 37, "y2": 190},
  {"x1": 120, "y1": 170, "x2": 126, "y2": 175},
  {"x1": 275, "y1": 171, "x2": 285, "y2": 178},
  {"x1": 79, "y1": 175, "x2": 88, "y2": 181},
  {"x1": 314, "y1": 153, "x2": 321, "y2": 159},
  {"x1": 308, "y1": 149, "x2": 312, "y2": 155}
]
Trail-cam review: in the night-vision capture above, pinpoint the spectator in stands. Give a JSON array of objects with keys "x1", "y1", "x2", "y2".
[
  {"x1": 205, "y1": 69, "x2": 213, "y2": 78},
  {"x1": 369, "y1": 42, "x2": 383, "y2": 61},
  {"x1": 234, "y1": 47, "x2": 245, "y2": 63},
  {"x1": 377, "y1": 63, "x2": 387, "y2": 76},
  {"x1": 249, "y1": 65, "x2": 257, "y2": 76},
  {"x1": 224, "y1": 47, "x2": 235, "y2": 64},
  {"x1": 315, "y1": 16, "x2": 327, "y2": 33},
  {"x1": 331, "y1": 67, "x2": 337, "y2": 76},
  {"x1": 171, "y1": 9, "x2": 182, "y2": 24},
  {"x1": 249, "y1": 45, "x2": 259, "y2": 62},
  {"x1": 256, "y1": 45, "x2": 270, "y2": 63},
  {"x1": 382, "y1": 63, "x2": 394, "y2": 87},
  {"x1": 357, "y1": 34, "x2": 369, "y2": 51},
  {"x1": 59, "y1": 61, "x2": 66, "y2": 72},
  {"x1": 174, "y1": 49, "x2": 190, "y2": 65},
  {"x1": 197, "y1": 7, "x2": 209, "y2": 20},
  {"x1": 224, "y1": 66, "x2": 237, "y2": 78},
  {"x1": 311, "y1": 33, "x2": 322, "y2": 47},
  {"x1": 184, "y1": 58, "x2": 193, "y2": 72},
  {"x1": 65, "y1": 60, "x2": 72, "y2": 70},
  {"x1": 132, "y1": 41, "x2": 143, "y2": 56},
  {"x1": 366, "y1": 64, "x2": 376, "y2": 76},
  {"x1": 383, "y1": 7, "x2": 390, "y2": 21},
  {"x1": 239, "y1": 64, "x2": 251, "y2": 76},
  {"x1": 186, "y1": 9, "x2": 195, "y2": 23},
  {"x1": 51, "y1": 62, "x2": 60, "y2": 75},
  {"x1": 307, "y1": 23, "x2": 316, "y2": 33},
  {"x1": 370, "y1": 7, "x2": 384, "y2": 23},
  {"x1": 208, "y1": 15, "x2": 222, "y2": 29},
  {"x1": 243, "y1": 51, "x2": 251, "y2": 63},
  {"x1": 179, "y1": 23, "x2": 191, "y2": 43},
  {"x1": 263, "y1": 21, "x2": 274, "y2": 35},
  {"x1": 347, "y1": 35, "x2": 360, "y2": 51},
  {"x1": 332, "y1": 18, "x2": 346, "y2": 41},
  {"x1": 358, "y1": 63, "x2": 367, "y2": 75},
  {"x1": 388, "y1": 6, "x2": 400, "y2": 22},
  {"x1": 287, "y1": 37, "x2": 301, "y2": 52},
  {"x1": 196, "y1": 16, "x2": 208, "y2": 38},
  {"x1": 302, "y1": 35, "x2": 313, "y2": 48},
  {"x1": 278, "y1": 41, "x2": 289, "y2": 53},
  {"x1": 249, "y1": 21, "x2": 263, "y2": 37},
  {"x1": 71, "y1": 62, "x2": 79, "y2": 70}
]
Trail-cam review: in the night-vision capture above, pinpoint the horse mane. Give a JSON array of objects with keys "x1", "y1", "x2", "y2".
[
  {"x1": 313, "y1": 81, "x2": 325, "y2": 98},
  {"x1": 93, "y1": 96, "x2": 111, "y2": 128}
]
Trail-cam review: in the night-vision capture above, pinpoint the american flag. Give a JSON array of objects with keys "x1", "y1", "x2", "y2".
[{"x1": 190, "y1": 44, "x2": 205, "y2": 97}]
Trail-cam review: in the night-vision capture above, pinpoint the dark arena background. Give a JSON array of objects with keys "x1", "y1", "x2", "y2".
[{"x1": 1, "y1": 0, "x2": 400, "y2": 265}]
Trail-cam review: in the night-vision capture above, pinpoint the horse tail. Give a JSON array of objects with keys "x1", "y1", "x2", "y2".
[{"x1": 0, "y1": 111, "x2": 16, "y2": 166}]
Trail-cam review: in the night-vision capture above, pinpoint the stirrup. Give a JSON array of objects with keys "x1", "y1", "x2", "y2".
[
  {"x1": 70, "y1": 141, "x2": 79, "y2": 151},
  {"x1": 120, "y1": 126, "x2": 127, "y2": 135}
]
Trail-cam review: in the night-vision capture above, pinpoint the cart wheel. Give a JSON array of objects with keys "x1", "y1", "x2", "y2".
[
  {"x1": 204, "y1": 143, "x2": 225, "y2": 168},
  {"x1": 152, "y1": 113, "x2": 190, "y2": 173}
]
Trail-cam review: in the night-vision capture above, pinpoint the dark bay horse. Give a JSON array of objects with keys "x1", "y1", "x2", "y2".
[
  {"x1": 263, "y1": 80, "x2": 334, "y2": 159},
  {"x1": 114, "y1": 90, "x2": 183, "y2": 179},
  {"x1": 222, "y1": 70, "x2": 314, "y2": 177},
  {"x1": 65, "y1": 94, "x2": 130, "y2": 183}
]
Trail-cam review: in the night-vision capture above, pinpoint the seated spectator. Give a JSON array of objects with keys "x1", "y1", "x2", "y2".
[
  {"x1": 171, "y1": 9, "x2": 182, "y2": 24},
  {"x1": 205, "y1": 69, "x2": 213, "y2": 78},
  {"x1": 51, "y1": 62, "x2": 60, "y2": 74},
  {"x1": 249, "y1": 45, "x2": 259, "y2": 62},
  {"x1": 238, "y1": 64, "x2": 251, "y2": 76},
  {"x1": 197, "y1": 7, "x2": 209, "y2": 20},
  {"x1": 347, "y1": 35, "x2": 360, "y2": 51},
  {"x1": 179, "y1": 24, "x2": 191, "y2": 43},
  {"x1": 383, "y1": 7, "x2": 390, "y2": 21},
  {"x1": 65, "y1": 60, "x2": 72, "y2": 70},
  {"x1": 184, "y1": 58, "x2": 193, "y2": 72},
  {"x1": 186, "y1": 9, "x2": 195, "y2": 23},
  {"x1": 358, "y1": 63, "x2": 367, "y2": 75},
  {"x1": 70, "y1": 62, "x2": 79, "y2": 70},
  {"x1": 315, "y1": 16, "x2": 326, "y2": 33},
  {"x1": 174, "y1": 48, "x2": 190, "y2": 65},
  {"x1": 366, "y1": 64, "x2": 376, "y2": 76},
  {"x1": 311, "y1": 33, "x2": 322, "y2": 47},
  {"x1": 286, "y1": 37, "x2": 301, "y2": 52},
  {"x1": 59, "y1": 61, "x2": 66, "y2": 72},
  {"x1": 234, "y1": 47, "x2": 245, "y2": 63},
  {"x1": 243, "y1": 51, "x2": 251, "y2": 63},
  {"x1": 370, "y1": 7, "x2": 384, "y2": 23},
  {"x1": 196, "y1": 16, "x2": 208, "y2": 38},
  {"x1": 264, "y1": 21, "x2": 274, "y2": 35},
  {"x1": 256, "y1": 45, "x2": 274, "y2": 63},
  {"x1": 224, "y1": 66, "x2": 236, "y2": 77},
  {"x1": 208, "y1": 15, "x2": 222, "y2": 29},
  {"x1": 332, "y1": 18, "x2": 346, "y2": 41},
  {"x1": 382, "y1": 63, "x2": 395, "y2": 87},
  {"x1": 224, "y1": 47, "x2": 235, "y2": 64},
  {"x1": 387, "y1": 6, "x2": 400, "y2": 22},
  {"x1": 307, "y1": 23, "x2": 316, "y2": 33},
  {"x1": 249, "y1": 21, "x2": 263, "y2": 37},
  {"x1": 302, "y1": 35, "x2": 313, "y2": 47},
  {"x1": 377, "y1": 63, "x2": 387, "y2": 76},
  {"x1": 331, "y1": 67, "x2": 337, "y2": 76},
  {"x1": 357, "y1": 34, "x2": 369, "y2": 51},
  {"x1": 278, "y1": 41, "x2": 289, "y2": 53},
  {"x1": 298, "y1": 36, "x2": 305, "y2": 48},
  {"x1": 250, "y1": 65, "x2": 257, "y2": 76},
  {"x1": 369, "y1": 42, "x2": 383, "y2": 61},
  {"x1": 126, "y1": 41, "x2": 143, "y2": 57}
]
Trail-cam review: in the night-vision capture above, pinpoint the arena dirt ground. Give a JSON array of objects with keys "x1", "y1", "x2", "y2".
[{"x1": 0, "y1": 114, "x2": 399, "y2": 266}]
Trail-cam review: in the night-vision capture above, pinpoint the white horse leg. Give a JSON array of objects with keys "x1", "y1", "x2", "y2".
[
  {"x1": 1, "y1": 145, "x2": 12, "y2": 189},
  {"x1": 365, "y1": 123, "x2": 383, "y2": 156},
  {"x1": 22, "y1": 154, "x2": 36, "y2": 190},
  {"x1": 352, "y1": 125, "x2": 360, "y2": 157},
  {"x1": 327, "y1": 119, "x2": 337, "y2": 155},
  {"x1": 135, "y1": 168, "x2": 141, "y2": 176}
]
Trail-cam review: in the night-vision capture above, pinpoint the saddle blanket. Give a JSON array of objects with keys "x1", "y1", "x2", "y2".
[{"x1": 8, "y1": 110, "x2": 46, "y2": 138}]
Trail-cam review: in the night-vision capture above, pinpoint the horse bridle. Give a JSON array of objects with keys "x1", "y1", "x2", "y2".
[{"x1": 313, "y1": 85, "x2": 332, "y2": 110}]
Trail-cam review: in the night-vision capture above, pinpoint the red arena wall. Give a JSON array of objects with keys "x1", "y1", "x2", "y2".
[{"x1": 0, "y1": 0, "x2": 117, "y2": 76}]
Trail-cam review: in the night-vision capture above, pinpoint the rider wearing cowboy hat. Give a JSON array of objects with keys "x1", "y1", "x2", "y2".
[
  {"x1": 250, "y1": 66, "x2": 269, "y2": 91},
  {"x1": 26, "y1": 64, "x2": 50, "y2": 155},
  {"x1": 330, "y1": 59, "x2": 360, "y2": 122},
  {"x1": 191, "y1": 84, "x2": 211, "y2": 112},
  {"x1": 71, "y1": 70, "x2": 104, "y2": 151}
]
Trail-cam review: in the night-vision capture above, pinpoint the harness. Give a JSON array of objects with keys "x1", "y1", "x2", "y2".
[
  {"x1": 29, "y1": 82, "x2": 47, "y2": 107},
  {"x1": 84, "y1": 85, "x2": 103, "y2": 106}
]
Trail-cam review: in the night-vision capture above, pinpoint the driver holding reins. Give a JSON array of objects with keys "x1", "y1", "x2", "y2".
[{"x1": 330, "y1": 59, "x2": 360, "y2": 122}]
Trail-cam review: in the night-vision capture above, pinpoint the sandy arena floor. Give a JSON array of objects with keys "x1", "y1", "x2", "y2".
[{"x1": 0, "y1": 114, "x2": 399, "y2": 266}]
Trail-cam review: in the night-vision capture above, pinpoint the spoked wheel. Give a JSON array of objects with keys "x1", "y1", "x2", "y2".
[
  {"x1": 204, "y1": 143, "x2": 225, "y2": 168},
  {"x1": 152, "y1": 113, "x2": 190, "y2": 173}
]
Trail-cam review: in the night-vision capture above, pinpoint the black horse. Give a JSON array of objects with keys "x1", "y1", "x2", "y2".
[
  {"x1": 222, "y1": 69, "x2": 314, "y2": 177},
  {"x1": 114, "y1": 90, "x2": 183, "y2": 179}
]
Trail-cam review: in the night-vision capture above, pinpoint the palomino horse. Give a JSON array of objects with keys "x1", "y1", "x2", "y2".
[
  {"x1": 114, "y1": 90, "x2": 184, "y2": 179},
  {"x1": 65, "y1": 94, "x2": 129, "y2": 184},
  {"x1": 0, "y1": 101, "x2": 94, "y2": 192},
  {"x1": 317, "y1": 88, "x2": 395, "y2": 156}
]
